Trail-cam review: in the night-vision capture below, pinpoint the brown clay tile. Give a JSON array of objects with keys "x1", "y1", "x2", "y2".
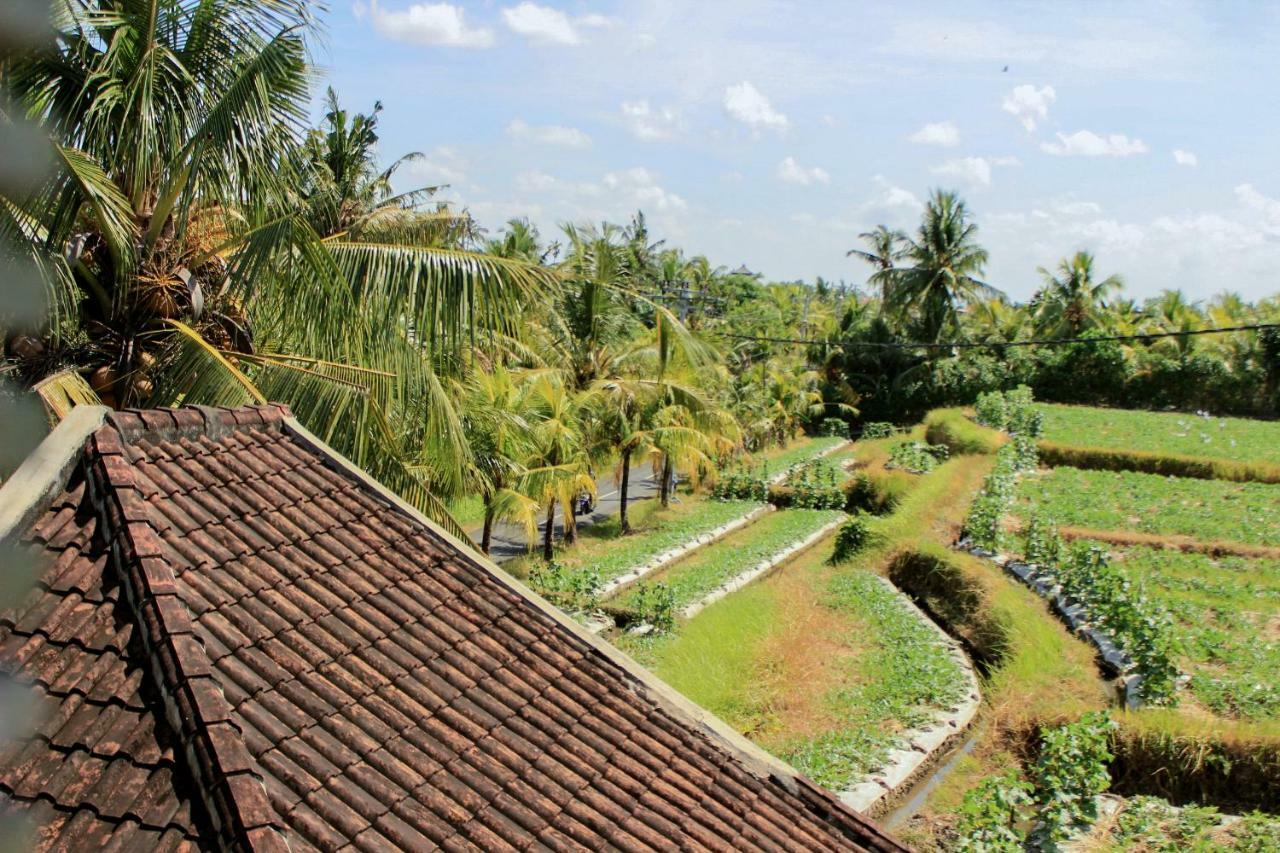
[
  {"x1": 302, "y1": 785, "x2": 372, "y2": 840},
  {"x1": 288, "y1": 800, "x2": 354, "y2": 850}
]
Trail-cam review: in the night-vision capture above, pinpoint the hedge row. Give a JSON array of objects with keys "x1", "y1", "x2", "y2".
[
  {"x1": 1037, "y1": 440, "x2": 1280, "y2": 485},
  {"x1": 924, "y1": 408, "x2": 1006, "y2": 456}
]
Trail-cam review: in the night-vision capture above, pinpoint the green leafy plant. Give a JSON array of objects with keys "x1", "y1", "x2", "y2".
[
  {"x1": 1032, "y1": 711, "x2": 1116, "y2": 845},
  {"x1": 831, "y1": 515, "x2": 872, "y2": 562},
  {"x1": 820, "y1": 417, "x2": 849, "y2": 438},
  {"x1": 527, "y1": 561, "x2": 603, "y2": 611},
  {"x1": 782, "y1": 459, "x2": 846, "y2": 509},
  {"x1": 887, "y1": 440, "x2": 949, "y2": 474},
  {"x1": 954, "y1": 771, "x2": 1033, "y2": 853},
  {"x1": 628, "y1": 581, "x2": 676, "y2": 632}
]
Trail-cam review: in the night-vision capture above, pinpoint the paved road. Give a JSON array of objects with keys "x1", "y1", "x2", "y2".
[{"x1": 472, "y1": 466, "x2": 662, "y2": 562}]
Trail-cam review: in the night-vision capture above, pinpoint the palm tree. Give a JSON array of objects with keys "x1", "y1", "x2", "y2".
[
  {"x1": 872, "y1": 191, "x2": 1001, "y2": 343},
  {"x1": 1033, "y1": 251, "x2": 1124, "y2": 338},
  {"x1": 1, "y1": 2, "x2": 557, "y2": 534},
  {"x1": 457, "y1": 365, "x2": 541, "y2": 554},
  {"x1": 848, "y1": 225, "x2": 908, "y2": 302},
  {"x1": 524, "y1": 374, "x2": 594, "y2": 560}
]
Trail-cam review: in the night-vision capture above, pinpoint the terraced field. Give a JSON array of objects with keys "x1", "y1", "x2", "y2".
[
  {"x1": 620, "y1": 534, "x2": 969, "y2": 794},
  {"x1": 1097, "y1": 545, "x2": 1280, "y2": 720},
  {"x1": 614, "y1": 507, "x2": 842, "y2": 612},
  {"x1": 1015, "y1": 466, "x2": 1280, "y2": 547},
  {"x1": 1040, "y1": 403, "x2": 1280, "y2": 464}
]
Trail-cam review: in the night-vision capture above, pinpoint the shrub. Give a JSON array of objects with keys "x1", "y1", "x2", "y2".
[
  {"x1": 831, "y1": 515, "x2": 872, "y2": 563},
  {"x1": 1032, "y1": 711, "x2": 1116, "y2": 845},
  {"x1": 819, "y1": 417, "x2": 849, "y2": 438},
  {"x1": 628, "y1": 581, "x2": 676, "y2": 632},
  {"x1": 859, "y1": 421, "x2": 896, "y2": 440}
]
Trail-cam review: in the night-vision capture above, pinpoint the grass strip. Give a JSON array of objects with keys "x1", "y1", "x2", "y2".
[{"x1": 779, "y1": 570, "x2": 971, "y2": 790}]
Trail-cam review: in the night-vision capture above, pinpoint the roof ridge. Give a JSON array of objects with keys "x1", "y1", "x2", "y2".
[
  {"x1": 85, "y1": 423, "x2": 291, "y2": 852},
  {"x1": 106, "y1": 404, "x2": 291, "y2": 446}
]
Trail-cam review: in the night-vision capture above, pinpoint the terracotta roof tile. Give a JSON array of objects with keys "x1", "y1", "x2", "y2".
[{"x1": 3, "y1": 405, "x2": 906, "y2": 851}]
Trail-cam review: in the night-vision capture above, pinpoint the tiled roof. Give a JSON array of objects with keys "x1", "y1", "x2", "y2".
[{"x1": 1, "y1": 405, "x2": 907, "y2": 851}]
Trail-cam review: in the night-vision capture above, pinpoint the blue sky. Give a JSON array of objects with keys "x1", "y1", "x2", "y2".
[{"x1": 320, "y1": 1, "x2": 1280, "y2": 301}]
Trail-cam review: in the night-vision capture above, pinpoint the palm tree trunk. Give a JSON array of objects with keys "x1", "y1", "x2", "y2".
[
  {"x1": 481, "y1": 497, "x2": 495, "y2": 554},
  {"x1": 565, "y1": 495, "x2": 577, "y2": 544},
  {"x1": 542, "y1": 499, "x2": 556, "y2": 561},
  {"x1": 660, "y1": 455, "x2": 672, "y2": 508},
  {"x1": 619, "y1": 448, "x2": 632, "y2": 534}
]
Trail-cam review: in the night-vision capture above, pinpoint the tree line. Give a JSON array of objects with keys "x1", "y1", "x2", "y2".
[{"x1": 2, "y1": 3, "x2": 1276, "y2": 555}]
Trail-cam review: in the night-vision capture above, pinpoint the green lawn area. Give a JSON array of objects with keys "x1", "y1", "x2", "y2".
[
  {"x1": 1015, "y1": 466, "x2": 1280, "y2": 547},
  {"x1": 616, "y1": 507, "x2": 843, "y2": 611},
  {"x1": 1099, "y1": 545, "x2": 1280, "y2": 720},
  {"x1": 1039, "y1": 404, "x2": 1280, "y2": 465},
  {"x1": 620, "y1": 539, "x2": 968, "y2": 792}
]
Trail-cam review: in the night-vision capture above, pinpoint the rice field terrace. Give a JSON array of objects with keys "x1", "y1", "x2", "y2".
[
  {"x1": 1040, "y1": 403, "x2": 1280, "y2": 465},
  {"x1": 1015, "y1": 466, "x2": 1280, "y2": 548},
  {"x1": 752, "y1": 434, "x2": 848, "y2": 477}
]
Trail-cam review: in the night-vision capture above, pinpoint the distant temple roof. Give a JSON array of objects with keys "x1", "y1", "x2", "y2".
[
  {"x1": 0, "y1": 404, "x2": 905, "y2": 851},
  {"x1": 730, "y1": 264, "x2": 759, "y2": 277}
]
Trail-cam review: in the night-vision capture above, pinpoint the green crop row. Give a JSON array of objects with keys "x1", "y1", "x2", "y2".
[
  {"x1": 554, "y1": 496, "x2": 761, "y2": 583},
  {"x1": 1095, "y1": 545, "x2": 1280, "y2": 720},
  {"x1": 618, "y1": 508, "x2": 843, "y2": 613}
]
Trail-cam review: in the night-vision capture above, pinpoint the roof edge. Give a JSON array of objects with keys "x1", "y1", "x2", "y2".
[
  {"x1": 0, "y1": 404, "x2": 108, "y2": 542},
  {"x1": 279, "y1": 414, "x2": 898, "y2": 843}
]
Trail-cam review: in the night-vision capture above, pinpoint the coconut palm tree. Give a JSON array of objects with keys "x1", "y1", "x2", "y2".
[
  {"x1": 872, "y1": 191, "x2": 1000, "y2": 343},
  {"x1": 848, "y1": 225, "x2": 908, "y2": 302},
  {"x1": 1033, "y1": 251, "x2": 1124, "y2": 338},
  {"x1": 524, "y1": 374, "x2": 595, "y2": 560},
  {"x1": 457, "y1": 365, "x2": 541, "y2": 554},
  {"x1": 1, "y1": 1, "x2": 556, "y2": 534}
]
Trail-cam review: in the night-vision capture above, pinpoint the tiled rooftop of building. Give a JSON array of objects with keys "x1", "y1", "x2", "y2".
[{"x1": 0, "y1": 404, "x2": 906, "y2": 851}]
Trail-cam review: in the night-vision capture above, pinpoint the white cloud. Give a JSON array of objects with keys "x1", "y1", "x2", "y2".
[
  {"x1": 777, "y1": 156, "x2": 830, "y2": 186},
  {"x1": 405, "y1": 146, "x2": 468, "y2": 185},
  {"x1": 1235, "y1": 184, "x2": 1280, "y2": 235},
  {"x1": 602, "y1": 167, "x2": 687, "y2": 211},
  {"x1": 1041, "y1": 130, "x2": 1149, "y2": 157},
  {"x1": 364, "y1": 1, "x2": 493, "y2": 48},
  {"x1": 723, "y1": 81, "x2": 789, "y2": 131},
  {"x1": 908, "y1": 121, "x2": 960, "y2": 147},
  {"x1": 506, "y1": 118, "x2": 591, "y2": 148},
  {"x1": 931, "y1": 156, "x2": 1020, "y2": 188},
  {"x1": 501, "y1": 2, "x2": 602, "y2": 45},
  {"x1": 1002, "y1": 84, "x2": 1056, "y2": 132},
  {"x1": 620, "y1": 100, "x2": 682, "y2": 141},
  {"x1": 1172, "y1": 148, "x2": 1198, "y2": 167}
]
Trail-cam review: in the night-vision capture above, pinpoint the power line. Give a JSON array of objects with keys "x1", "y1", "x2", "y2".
[{"x1": 712, "y1": 322, "x2": 1280, "y2": 350}]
